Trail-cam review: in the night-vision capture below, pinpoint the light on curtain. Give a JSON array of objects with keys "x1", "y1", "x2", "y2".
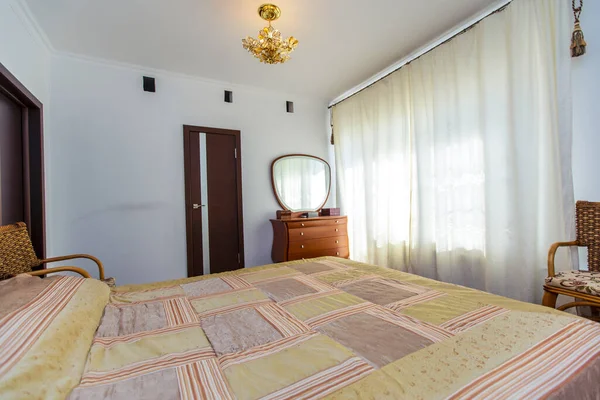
[{"x1": 333, "y1": 0, "x2": 574, "y2": 303}]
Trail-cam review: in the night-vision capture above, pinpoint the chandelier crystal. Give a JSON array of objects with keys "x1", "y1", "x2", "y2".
[{"x1": 242, "y1": 4, "x2": 298, "y2": 65}]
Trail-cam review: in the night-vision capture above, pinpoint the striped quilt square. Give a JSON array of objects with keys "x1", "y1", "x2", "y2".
[
  {"x1": 191, "y1": 289, "x2": 272, "y2": 318},
  {"x1": 399, "y1": 294, "x2": 487, "y2": 326},
  {"x1": 96, "y1": 297, "x2": 198, "y2": 338},
  {"x1": 282, "y1": 291, "x2": 366, "y2": 322},
  {"x1": 237, "y1": 267, "x2": 303, "y2": 284},
  {"x1": 86, "y1": 326, "x2": 213, "y2": 376},
  {"x1": 364, "y1": 306, "x2": 454, "y2": 343},
  {"x1": 305, "y1": 302, "x2": 376, "y2": 328},
  {"x1": 448, "y1": 320, "x2": 600, "y2": 399},
  {"x1": 176, "y1": 358, "x2": 234, "y2": 400},
  {"x1": 255, "y1": 303, "x2": 311, "y2": 337},
  {"x1": 93, "y1": 323, "x2": 202, "y2": 349},
  {"x1": 261, "y1": 357, "x2": 374, "y2": 400},
  {"x1": 108, "y1": 285, "x2": 185, "y2": 305},
  {"x1": 218, "y1": 331, "x2": 319, "y2": 370},
  {"x1": 440, "y1": 305, "x2": 510, "y2": 334},
  {"x1": 385, "y1": 290, "x2": 447, "y2": 311},
  {"x1": 219, "y1": 275, "x2": 253, "y2": 290},
  {"x1": 222, "y1": 334, "x2": 359, "y2": 400},
  {"x1": 164, "y1": 297, "x2": 199, "y2": 326},
  {"x1": 0, "y1": 276, "x2": 84, "y2": 378},
  {"x1": 293, "y1": 274, "x2": 338, "y2": 293},
  {"x1": 338, "y1": 276, "x2": 429, "y2": 294},
  {"x1": 79, "y1": 348, "x2": 216, "y2": 387},
  {"x1": 278, "y1": 289, "x2": 345, "y2": 307}
]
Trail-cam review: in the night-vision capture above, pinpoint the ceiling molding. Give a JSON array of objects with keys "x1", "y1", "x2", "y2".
[
  {"x1": 10, "y1": 0, "x2": 55, "y2": 53},
  {"x1": 328, "y1": 0, "x2": 512, "y2": 107},
  {"x1": 53, "y1": 50, "x2": 329, "y2": 103},
  {"x1": 19, "y1": 0, "x2": 502, "y2": 102}
]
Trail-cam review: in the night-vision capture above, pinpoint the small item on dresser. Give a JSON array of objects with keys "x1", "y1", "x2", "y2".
[
  {"x1": 321, "y1": 208, "x2": 341, "y2": 216},
  {"x1": 276, "y1": 210, "x2": 293, "y2": 220},
  {"x1": 306, "y1": 211, "x2": 319, "y2": 218}
]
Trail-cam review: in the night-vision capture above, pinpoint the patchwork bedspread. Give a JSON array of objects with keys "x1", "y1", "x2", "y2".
[
  {"x1": 2, "y1": 257, "x2": 600, "y2": 399},
  {"x1": 72, "y1": 257, "x2": 600, "y2": 400}
]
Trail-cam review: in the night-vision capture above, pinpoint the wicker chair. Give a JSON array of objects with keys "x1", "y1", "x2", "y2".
[
  {"x1": 543, "y1": 201, "x2": 600, "y2": 312},
  {"x1": 0, "y1": 222, "x2": 105, "y2": 280}
]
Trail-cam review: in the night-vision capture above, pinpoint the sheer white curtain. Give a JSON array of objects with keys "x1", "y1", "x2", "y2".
[{"x1": 333, "y1": 0, "x2": 574, "y2": 303}]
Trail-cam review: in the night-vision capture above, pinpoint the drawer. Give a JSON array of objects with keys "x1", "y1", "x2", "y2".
[
  {"x1": 287, "y1": 217, "x2": 346, "y2": 229},
  {"x1": 288, "y1": 236, "x2": 348, "y2": 254},
  {"x1": 289, "y1": 247, "x2": 349, "y2": 261},
  {"x1": 289, "y1": 224, "x2": 347, "y2": 242}
]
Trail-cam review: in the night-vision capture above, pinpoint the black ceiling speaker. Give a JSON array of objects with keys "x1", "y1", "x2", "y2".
[{"x1": 143, "y1": 76, "x2": 156, "y2": 92}]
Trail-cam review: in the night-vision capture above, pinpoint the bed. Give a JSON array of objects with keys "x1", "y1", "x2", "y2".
[{"x1": 1, "y1": 257, "x2": 599, "y2": 400}]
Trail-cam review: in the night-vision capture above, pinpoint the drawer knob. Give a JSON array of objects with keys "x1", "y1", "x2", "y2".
[
  {"x1": 335, "y1": 240, "x2": 339, "y2": 244},
  {"x1": 335, "y1": 229, "x2": 339, "y2": 232},
  {"x1": 301, "y1": 245, "x2": 305, "y2": 249},
  {"x1": 301, "y1": 223, "x2": 305, "y2": 227},
  {"x1": 336, "y1": 252, "x2": 340, "y2": 256},
  {"x1": 336, "y1": 220, "x2": 339, "y2": 223},
  {"x1": 300, "y1": 232, "x2": 304, "y2": 236}
]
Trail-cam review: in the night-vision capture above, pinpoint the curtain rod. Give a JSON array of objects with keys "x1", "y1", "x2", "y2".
[{"x1": 328, "y1": 0, "x2": 512, "y2": 109}]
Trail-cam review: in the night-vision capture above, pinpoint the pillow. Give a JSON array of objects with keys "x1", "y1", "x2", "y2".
[{"x1": 0, "y1": 274, "x2": 110, "y2": 399}]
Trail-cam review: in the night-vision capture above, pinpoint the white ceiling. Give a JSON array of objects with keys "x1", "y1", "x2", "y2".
[{"x1": 24, "y1": 0, "x2": 499, "y2": 100}]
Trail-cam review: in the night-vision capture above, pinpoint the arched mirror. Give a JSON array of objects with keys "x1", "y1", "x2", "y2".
[{"x1": 271, "y1": 154, "x2": 331, "y2": 212}]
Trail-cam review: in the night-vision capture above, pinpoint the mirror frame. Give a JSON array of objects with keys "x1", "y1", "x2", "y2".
[{"x1": 270, "y1": 154, "x2": 332, "y2": 212}]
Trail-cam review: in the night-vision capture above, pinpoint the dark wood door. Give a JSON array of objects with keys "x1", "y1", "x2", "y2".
[
  {"x1": 0, "y1": 90, "x2": 24, "y2": 225},
  {"x1": 183, "y1": 126, "x2": 245, "y2": 277},
  {"x1": 206, "y1": 133, "x2": 241, "y2": 274},
  {"x1": 0, "y1": 62, "x2": 45, "y2": 259}
]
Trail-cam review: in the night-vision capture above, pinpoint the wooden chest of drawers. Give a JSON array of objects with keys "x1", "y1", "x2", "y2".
[{"x1": 270, "y1": 216, "x2": 349, "y2": 262}]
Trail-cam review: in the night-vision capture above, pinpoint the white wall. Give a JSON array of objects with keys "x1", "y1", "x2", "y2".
[
  {"x1": 47, "y1": 55, "x2": 331, "y2": 285},
  {"x1": 0, "y1": 0, "x2": 50, "y2": 105},
  {"x1": 572, "y1": 2, "x2": 600, "y2": 269},
  {"x1": 0, "y1": 0, "x2": 55, "y2": 257}
]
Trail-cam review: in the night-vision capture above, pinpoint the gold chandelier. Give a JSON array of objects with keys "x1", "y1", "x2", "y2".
[{"x1": 242, "y1": 4, "x2": 298, "y2": 65}]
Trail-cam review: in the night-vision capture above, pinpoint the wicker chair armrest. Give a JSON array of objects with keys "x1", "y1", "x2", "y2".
[
  {"x1": 27, "y1": 266, "x2": 91, "y2": 278},
  {"x1": 547, "y1": 241, "x2": 579, "y2": 277},
  {"x1": 40, "y1": 254, "x2": 105, "y2": 280}
]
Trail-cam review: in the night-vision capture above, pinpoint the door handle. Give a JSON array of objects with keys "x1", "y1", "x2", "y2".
[{"x1": 192, "y1": 204, "x2": 206, "y2": 209}]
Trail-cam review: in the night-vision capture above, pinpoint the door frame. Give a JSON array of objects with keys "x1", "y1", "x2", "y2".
[
  {"x1": 183, "y1": 125, "x2": 245, "y2": 276},
  {"x1": 0, "y1": 62, "x2": 45, "y2": 259}
]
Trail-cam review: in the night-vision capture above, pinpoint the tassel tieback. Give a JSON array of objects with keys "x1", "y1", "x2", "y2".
[
  {"x1": 571, "y1": 0, "x2": 586, "y2": 58},
  {"x1": 571, "y1": 22, "x2": 587, "y2": 58}
]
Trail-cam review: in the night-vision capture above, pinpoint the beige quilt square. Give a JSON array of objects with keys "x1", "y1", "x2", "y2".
[
  {"x1": 255, "y1": 278, "x2": 318, "y2": 302},
  {"x1": 343, "y1": 279, "x2": 416, "y2": 305},
  {"x1": 289, "y1": 262, "x2": 336, "y2": 275},
  {"x1": 317, "y1": 312, "x2": 434, "y2": 368},
  {"x1": 201, "y1": 308, "x2": 284, "y2": 356},
  {"x1": 181, "y1": 278, "x2": 234, "y2": 297},
  {"x1": 96, "y1": 302, "x2": 168, "y2": 337}
]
